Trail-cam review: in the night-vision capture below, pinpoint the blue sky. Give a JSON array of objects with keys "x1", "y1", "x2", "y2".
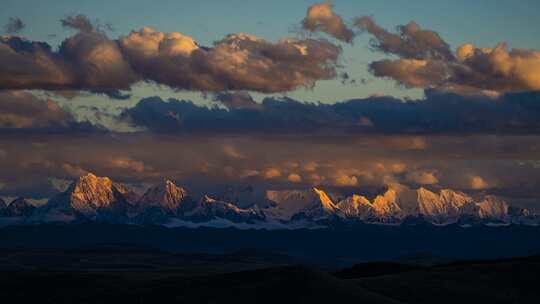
[{"x1": 3, "y1": 0, "x2": 540, "y2": 105}]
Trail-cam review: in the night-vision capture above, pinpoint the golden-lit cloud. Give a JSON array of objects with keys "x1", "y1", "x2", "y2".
[
  {"x1": 0, "y1": 91, "x2": 78, "y2": 129},
  {"x1": 0, "y1": 16, "x2": 341, "y2": 95},
  {"x1": 469, "y1": 175, "x2": 489, "y2": 190},
  {"x1": 117, "y1": 26, "x2": 341, "y2": 93},
  {"x1": 355, "y1": 15, "x2": 540, "y2": 94},
  {"x1": 287, "y1": 173, "x2": 302, "y2": 183},
  {"x1": 107, "y1": 157, "x2": 148, "y2": 173},
  {"x1": 302, "y1": 2, "x2": 354, "y2": 42},
  {"x1": 453, "y1": 43, "x2": 540, "y2": 93},
  {"x1": 332, "y1": 172, "x2": 358, "y2": 187},
  {"x1": 263, "y1": 168, "x2": 282, "y2": 179},
  {"x1": 391, "y1": 163, "x2": 407, "y2": 174},
  {"x1": 120, "y1": 26, "x2": 199, "y2": 58},
  {"x1": 303, "y1": 161, "x2": 319, "y2": 172},
  {"x1": 406, "y1": 170, "x2": 439, "y2": 185}
]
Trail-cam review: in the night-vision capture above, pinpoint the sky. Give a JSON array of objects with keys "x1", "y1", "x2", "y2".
[
  {"x1": 1, "y1": 1, "x2": 540, "y2": 210},
  {"x1": 2, "y1": 0, "x2": 540, "y2": 104}
]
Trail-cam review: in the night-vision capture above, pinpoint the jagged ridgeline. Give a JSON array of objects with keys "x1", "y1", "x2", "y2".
[{"x1": 0, "y1": 173, "x2": 537, "y2": 229}]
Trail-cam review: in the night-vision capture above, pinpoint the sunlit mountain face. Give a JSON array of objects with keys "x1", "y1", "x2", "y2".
[{"x1": 1, "y1": 1, "x2": 540, "y2": 301}]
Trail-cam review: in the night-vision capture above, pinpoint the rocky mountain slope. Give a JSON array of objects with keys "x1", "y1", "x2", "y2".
[
  {"x1": 45, "y1": 173, "x2": 136, "y2": 219},
  {"x1": 136, "y1": 180, "x2": 190, "y2": 216},
  {"x1": 0, "y1": 197, "x2": 36, "y2": 217}
]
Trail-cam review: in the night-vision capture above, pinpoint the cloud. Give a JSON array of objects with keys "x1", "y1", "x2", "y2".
[
  {"x1": 107, "y1": 157, "x2": 148, "y2": 173},
  {"x1": 307, "y1": 173, "x2": 325, "y2": 184},
  {"x1": 356, "y1": 17, "x2": 540, "y2": 94},
  {"x1": 120, "y1": 90, "x2": 540, "y2": 134},
  {"x1": 302, "y1": 2, "x2": 354, "y2": 43},
  {"x1": 240, "y1": 169, "x2": 260, "y2": 178},
  {"x1": 0, "y1": 33, "x2": 139, "y2": 96},
  {"x1": 263, "y1": 168, "x2": 281, "y2": 179},
  {"x1": 452, "y1": 43, "x2": 540, "y2": 93},
  {"x1": 213, "y1": 91, "x2": 262, "y2": 110},
  {"x1": 368, "y1": 58, "x2": 449, "y2": 88},
  {"x1": 60, "y1": 29, "x2": 140, "y2": 90},
  {"x1": 61, "y1": 14, "x2": 95, "y2": 33},
  {"x1": 405, "y1": 170, "x2": 439, "y2": 185},
  {"x1": 355, "y1": 17, "x2": 454, "y2": 60},
  {"x1": 391, "y1": 163, "x2": 407, "y2": 174},
  {"x1": 118, "y1": 28, "x2": 341, "y2": 93},
  {"x1": 61, "y1": 163, "x2": 88, "y2": 177},
  {"x1": 470, "y1": 175, "x2": 489, "y2": 190},
  {"x1": 119, "y1": 95, "x2": 346, "y2": 133},
  {"x1": 383, "y1": 137, "x2": 427, "y2": 151},
  {"x1": 0, "y1": 91, "x2": 78, "y2": 129},
  {"x1": 2, "y1": 132, "x2": 540, "y2": 203},
  {"x1": 333, "y1": 173, "x2": 358, "y2": 187},
  {"x1": 0, "y1": 16, "x2": 341, "y2": 94},
  {"x1": 222, "y1": 144, "x2": 245, "y2": 159},
  {"x1": 287, "y1": 173, "x2": 302, "y2": 183},
  {"x1": 4, "y1": 17, "x2": 25, "y2": 34},
  {"x1": 303, "y1": 161, "x2": 318, "y2": 172}
]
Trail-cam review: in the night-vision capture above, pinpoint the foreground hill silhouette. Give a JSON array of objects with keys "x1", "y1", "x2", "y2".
[{"x1": 0, "y1": 246, "x2": 538, "y2": 303}]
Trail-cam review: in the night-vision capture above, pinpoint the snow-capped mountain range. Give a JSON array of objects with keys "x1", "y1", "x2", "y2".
[{"x1": 0, "y1": 173, "x2": 538, "y2": 229}]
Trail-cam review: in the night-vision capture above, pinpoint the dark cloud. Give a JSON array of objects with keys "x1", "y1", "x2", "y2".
[
  {"x1": 103, "y1": 23, "x2": 115, "y2": 32},
  {"x1": 0, "y1": 90, "x2": 75, "y2": 129},
  {"x1": 61, "y1": 14, "x2": 95, "y2": 33},
  {"x1": 355, "y1": 17, "x2": 540, "y2": 94},
  {"x1": 4, "y1": 17, "x2": 25, "y2": 34},
  {"x1": 90, "y1": 89, "x2": 132, "y2": 100},
  {"x1": 339, "y1": 72, "x2": 359, "y2": 85},
  {"x1": 0, "y1": 32, "x2": 139, "y2": 93},
  {"x1": 0, "y1": 16, "x2": 342, "y2": 94},
  {"x1": 120, "y1": 90, "x2": 540, "y2": 134},
  {"x1": 0, "y1": 178, "x2": 61, "y2": 200},
  {"x1": 213, "y1": 91, "x2": 262, "y2": 110},
  {"x1": 0, "y1": 90, "x2": 103, "y2": 132},
  {"x1": 58, "y1": 29, "x2": 140, "y2": 89},
  {"x1": 355, "y1": 16, "x2": 454, "y2": 61},
  {"x1": 302, "y1": 2, "x2": 354, "y2": 43},
  {"x1": 0, "y1": 37, "x2": 70, "y2": 90},
  {"x1": 120, "y1": 95, "x2": 344, "y2": 133}
]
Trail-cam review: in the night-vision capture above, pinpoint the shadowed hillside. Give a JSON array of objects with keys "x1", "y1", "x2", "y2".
[{"x1": 0, "y1": 247, "x2": 538, "y2": 303}]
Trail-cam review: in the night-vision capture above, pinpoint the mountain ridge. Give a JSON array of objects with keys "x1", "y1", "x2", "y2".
[{"x1": 1, "y1": 173, "x2": 538, "y2": 229}]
